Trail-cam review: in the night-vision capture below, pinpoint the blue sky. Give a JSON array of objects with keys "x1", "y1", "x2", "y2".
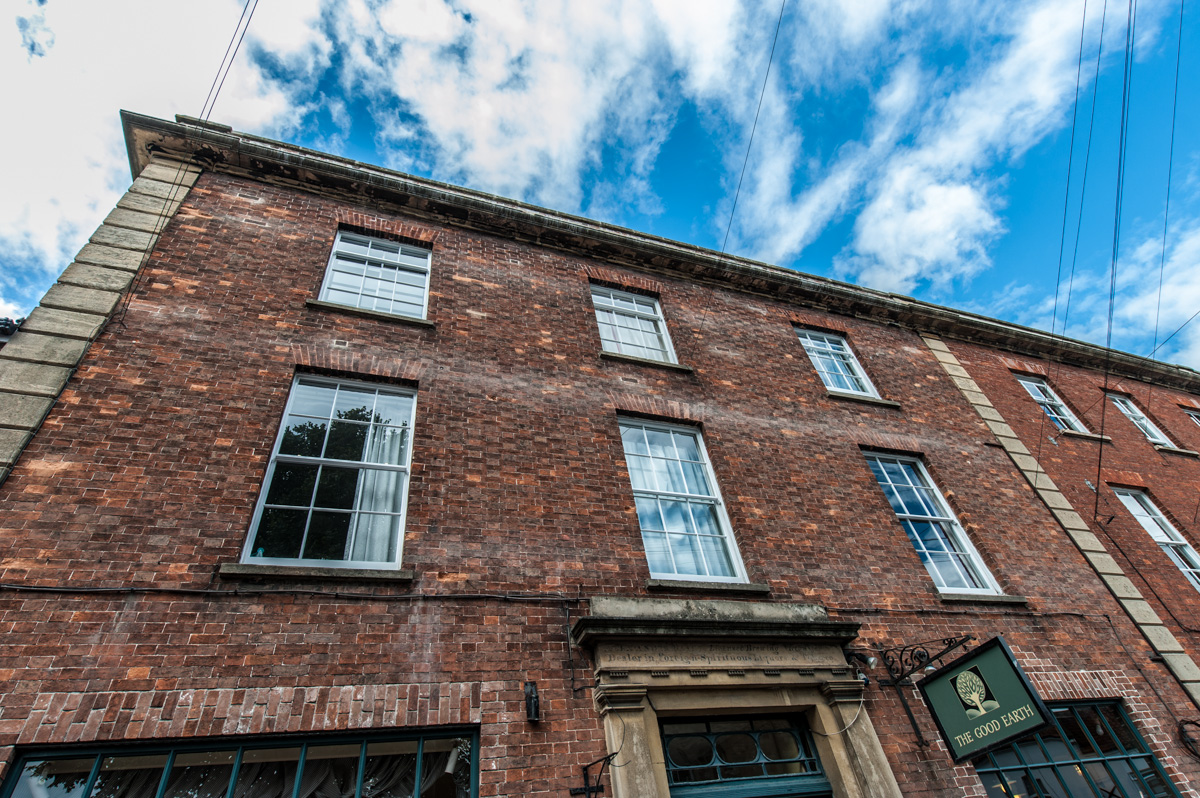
[{"x1": 4, "y1": 0, "x2": 1199, "y2": 367}]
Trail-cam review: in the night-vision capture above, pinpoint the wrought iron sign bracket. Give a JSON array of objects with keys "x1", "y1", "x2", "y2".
[{"x1": 877, "y1": 635, "x2": 974, "y2": 747}]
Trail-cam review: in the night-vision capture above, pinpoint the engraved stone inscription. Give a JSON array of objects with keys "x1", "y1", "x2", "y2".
[{"x1": 595, "y1": 641, "x2": 845, "y2": 671}]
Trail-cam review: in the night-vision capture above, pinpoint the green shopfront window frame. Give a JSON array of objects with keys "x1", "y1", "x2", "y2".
[
  {"x1": 971, "y1": 701, "x2": 1182, "y2": 798},
  {"x1": 0, "y1": 729, "x2": 478, "y2": 798},
  {"x1": 660, "y1": 716, "x2": 832, "y2": 798}
]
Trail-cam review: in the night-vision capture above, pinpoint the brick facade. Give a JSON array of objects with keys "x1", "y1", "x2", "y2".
[{"x1": 1, "y1": 114, "x2": 1199, "y2": 796}]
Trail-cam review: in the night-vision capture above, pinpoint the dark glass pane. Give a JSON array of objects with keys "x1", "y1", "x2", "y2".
[
  {"x1": 418, "y1": 739, "x2": 467, "y2": 798},
  {"x1": 280, "y1": 419, "x2": 327, "y2": 457},
  {"x1": 264, "y1": 463, "x2": 318, "y2": 507},
  {"x1": 1055, "y1": 709, "x2": 1097, "y2": 758},
  {"x1": 90, "y1": 755, "x2": 169, "y2": 798},
  {"x1": 302, "y1": 513, "x2": 351, "y2": 560},
  {"x1": 314, "y1": 467, "x2": 360, "y2": 510},
  {"x1": 10, "y1": 759, "x2": 96, "y2": 798},
  {"x1": 362, "y1": 741, "x2": 419, "y2": 798},
  {"x1": 1029, "y1": 767, "x2": 1072, "y2": 798},
  {"x1": 977, "y1": 771, "x2": 1012, "y2": 798},
  {"x1": 231, "y1": 748, "x2": 301, "y2": 798},
  {"x1": 325, "y1": 421, "x2": 368, "y2": 461},
  {"x1": 1106, "y1": 757, "x2": 1159, "y2": 798},
  {"x1": 1037, "y1": 724, "x2": 1073, "y2": 762},
  {"x1": 1052, "y1": 760, "x2": 1096, "y2": 795},
  {"x1": 719, "y1": 764, "x2": 762, "y2": 780},
  {"x1": 998, "y1": 770, "x2": 1038, "y2": 798},
  {"x1": 714, "y1": 733, "x2": 757, "y2": 764},
  {"x1": 764, "y1": 760, "x2": 811, "y2": 776},
  {"x1": 990, "y1": 747, "x2": 1022, "y2": 769},
  {"x1": 1083, "y1": 761, "x2": 1121, "y2": 796},
  {"x1": 1016, "y1": 738, "x2": 1048, "y2": 765},
  {"x1": 301, "y1": 744, "x2": 361, "y2": 798},
  {"x1": 671, "y1": 768, "x2": 717, "y2": 784},
  {"x1": 164, "y1": 751, "x2": 236, "y2": 798},
  {"x1": 750, "y1": 718, "x2": 791, "y2": 731},
  {"x1": 1077, "y1": 706, "x2": 1120, "y2": 755},
  {"x1": 759, "y1": 731, "x2": 800, "y2": 761},
  {"x1": 1099, "y1": 705, "x2": 1144, "y2": 754},
  {"x1": 1131, "y1": 757, "x2": 1173, "y2": 797},
  {"x1": 666, "y1": 737, "x2": 713, "y2": 768},
  {"x1": 251, "y1": 509, "x2": 306, "y2": 558},
  {"x1": 422, "y1": 739, "x2": 470, "y2": 798},
  {"x1": 661, "y1": 722, "x2": 706, "y2": 735}
]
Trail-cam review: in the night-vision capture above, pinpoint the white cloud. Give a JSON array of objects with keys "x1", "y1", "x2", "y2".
[
  {"x1": 0, "y1": 0, "x2": 317, "y2": 316},
  {"x1": 0, "y1": 298, "x2": 23, "y2": 319},
  {"x1": 4, "y1": 0, "x2": 1190, "y2": 378},
  {"x1": 834, "y1": 0, "x2": 1091, "y2": 294}
]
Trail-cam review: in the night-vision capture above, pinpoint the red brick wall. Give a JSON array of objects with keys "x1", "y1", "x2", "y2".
[
  {"x1": 2, "y1": 170, "x2": 1198, "y2": 795},
  {"x1": 952, "y1": 341, "x2": 1200, "y2": 670}
]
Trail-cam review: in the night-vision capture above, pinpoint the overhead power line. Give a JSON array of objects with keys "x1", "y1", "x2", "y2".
[{"x1": 114, "y1": 0, "x2": 262, "y2": 328}]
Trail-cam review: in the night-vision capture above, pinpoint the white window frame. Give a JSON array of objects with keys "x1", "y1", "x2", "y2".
[
  {"x1": 1183, "y1": 408, "x2": 1200, "y2": 429},
  {"x1": 865, "y1": 454, "x2": 1002, "y2": 595},
  {"x1": 1114, "y1": 488, "x2": 1200, "y2": 593},
  {"x1": 1108, "y1": 394, "x2": 1173, "y2": 446},
  {"x1": 318, "y1": 230, "x2": 432, "y2": 320},
  {"x1": 243, "y1": 375, "x2": 417, "y2": 570},
  {"x1": 591, "y1": 285, "x2": 678, "y2": 364},
  {"x1": 618, "y1": 418, "x2": 747, "y2": 583},
  {"x1": 1015, "y1": 375, "x2": 1088, "y2": 432},
  {"x1": 795, "y1": 330, "x2": 880, "y2": 398}
]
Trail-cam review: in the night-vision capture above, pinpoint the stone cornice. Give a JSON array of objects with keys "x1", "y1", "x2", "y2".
[
  {"x1": 120, "y1": 111, "x2": 1200, "y2": 393},
  {"x1": 571, "y1": 615, "x2": 862, "y2": 649},
  {"x1": 570, "y1": 597, "x2": 859, "y2": 649}
]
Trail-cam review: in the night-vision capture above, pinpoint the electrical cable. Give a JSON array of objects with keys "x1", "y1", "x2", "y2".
[
  {"x1": 1048, "y1": 0, "x2": 1092, "y2": 344},
  {"x1": 720, "y1": 0, "x2": 786, "y2": 258},
  {"x1": 113, "y1": 0, "x2": 261, "y2": 329},
  {"x1": 1048, "y1": 0, "x2": 1110, "y2": 392},
  {"x1": 1147, "y1": 307, "x2": 1200, "y2": 359},
  {"x1": 810, "y1": 692, "x2": 866, "y2": 737},
  {"x1": 205, "y1": 0, "x2": 261, "y2": 122},
  {"x1": 1092, "y1": 0, "x2": 1138, "y2": 523},
  {"x1": 1143, "y1": 0, "x2": 1185, "y2": 418},
  {"x1": 694, "y1": 0, "x2": 786, "y2": 340},
  {"x1": 200, "y1": 0, "x2": 256, "y2": 121},
  {"x1": 1034, "y1": 0, "x2": 1092, "y2": 468}
]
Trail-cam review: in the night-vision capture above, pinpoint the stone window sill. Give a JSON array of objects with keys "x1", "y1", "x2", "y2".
[
  {"x1": 646, "y1": 578, "x2": 770, "y2": 595},
  {"x1": 600, "y1": 351, "x2": 693, "y2": 373},
  {"x1": 1155, "y1": 445, "x2": 1200, "y2": 458},
  {"x1": 218, "y1": 562, "x2": 416, "y2": 582},
  {"x1": 306, "y1": 299, "x2": 435, "y2": 329},
  {"x1": 826, "y1": 390, "x2": 901, "y2": 409},
  {"x1": 938, "y1": 592, "x2": 1028, "y2": 606},
  {"x1": 1060, "y1": 430, "x2": 1112, "y2": 443}
]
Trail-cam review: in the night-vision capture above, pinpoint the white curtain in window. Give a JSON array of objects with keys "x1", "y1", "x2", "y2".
[{"x1": 349, "y1": 425, "x2": 407, "y2": 563}]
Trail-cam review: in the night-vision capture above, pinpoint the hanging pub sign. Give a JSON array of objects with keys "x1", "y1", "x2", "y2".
[{"x1": 917, "y1": 635, "x2": 1052, "y2": 762}]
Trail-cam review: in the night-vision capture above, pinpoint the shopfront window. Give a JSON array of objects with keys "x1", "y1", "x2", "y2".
[
  {"x1": 972, "y1": 702, "x2": 1180, "y2": 798},
  {"x1": 3, "y1": 732, "x2": 476, "y2": 798},
  {"x1": 660, "y1": 716, "x2": 831, "y2": 797}
]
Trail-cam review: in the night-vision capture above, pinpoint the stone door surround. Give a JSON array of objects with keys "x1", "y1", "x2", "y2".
[{"x1": 571, "y1": 597, "x2": 903, "y2": 798}]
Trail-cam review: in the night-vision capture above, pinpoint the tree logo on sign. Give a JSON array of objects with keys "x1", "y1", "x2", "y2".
[{"x1": 951, "y1": 667, "x2": 1000, "y2": 719}]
